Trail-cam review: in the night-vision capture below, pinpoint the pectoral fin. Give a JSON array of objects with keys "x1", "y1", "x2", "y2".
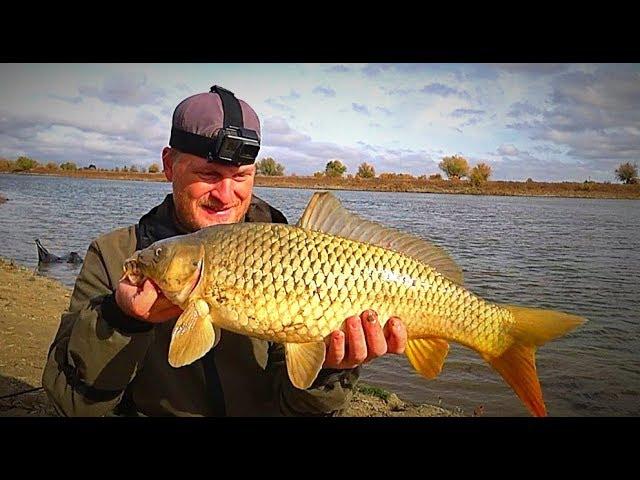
[
  {"x1": 168, "y1": 299, "x2": 219, "y2": 368},
  {"x1": 284, "y1": 342, "x2": 327, "y2": 389},
  {"x1": 405, "y1": 338, "x2": 450, "y2": 379}
]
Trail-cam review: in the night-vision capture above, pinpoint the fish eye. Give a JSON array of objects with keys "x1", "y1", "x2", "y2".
[{"x1": 155, "y1": 248, "x2": 162, "y2": 257}]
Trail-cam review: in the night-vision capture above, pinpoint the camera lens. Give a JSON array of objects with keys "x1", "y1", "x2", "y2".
[
  {"x1": 219, "y1": 137, "x2": 242, "y2": 159},
  {"x1": 239, "y1": 144, "x2": 259, "y2": 162}
]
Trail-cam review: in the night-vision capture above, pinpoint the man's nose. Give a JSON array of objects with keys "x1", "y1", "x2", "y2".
[{"x1": 211, "y1": 177, "x2": 234, "y2": 204}]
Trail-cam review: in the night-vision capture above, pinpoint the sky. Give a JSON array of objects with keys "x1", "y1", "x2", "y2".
[{"x1": 1, "y1": 63, "x2": 638, "y2": 182}]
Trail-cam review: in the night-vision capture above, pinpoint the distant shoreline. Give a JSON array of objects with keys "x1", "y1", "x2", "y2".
[{"x1": 3, "y1": 169, "x2": 640, "y2": 200}]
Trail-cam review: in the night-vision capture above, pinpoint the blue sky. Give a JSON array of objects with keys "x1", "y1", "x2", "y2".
[{"x1": 1, "y1": 63, "x2": 638, "y2": 181}]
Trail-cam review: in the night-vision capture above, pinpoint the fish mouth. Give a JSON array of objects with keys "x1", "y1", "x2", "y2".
[{"x1": 121, "y1": 257, "x2": 146, "y2": 286}]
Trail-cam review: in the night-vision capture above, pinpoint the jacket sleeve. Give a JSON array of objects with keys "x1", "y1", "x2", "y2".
[
  {"x1": 266, "y1": 342, "x2": 360, "y2": 416},
  {"x1": 42, "y1": 236, "x2": 156, "y2": 417}
]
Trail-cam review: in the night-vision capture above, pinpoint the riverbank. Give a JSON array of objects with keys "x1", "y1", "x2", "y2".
[
  {"x1": 0, "y1": 257, "x2": 458, "y2": 417},
  {"x1": 4, "y1": 169, "x2": 639, "y2": 200}
]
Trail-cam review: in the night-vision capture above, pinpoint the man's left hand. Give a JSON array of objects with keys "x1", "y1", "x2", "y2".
[{"x1": 323, "y1": 310, "x2": 407, "y2": 369}]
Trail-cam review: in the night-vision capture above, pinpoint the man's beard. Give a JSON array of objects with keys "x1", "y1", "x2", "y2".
[
  {"x1": 198, "y1": 198, "x2": 240, "y2": 212},
  {"x1": 173, "y1": 193, "x2": 248, "y2": 232}
]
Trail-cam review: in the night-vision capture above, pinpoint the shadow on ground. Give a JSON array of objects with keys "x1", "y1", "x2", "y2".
[{"x1": 0, "y1": 375, "x2": 58, "y2": 417}]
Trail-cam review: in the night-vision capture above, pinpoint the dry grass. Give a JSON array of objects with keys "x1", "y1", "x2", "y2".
[{"x1": 255, "y1": 175, "x2": 640, "y2": 200}]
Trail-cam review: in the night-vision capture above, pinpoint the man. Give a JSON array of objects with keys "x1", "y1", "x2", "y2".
[{"x1": 42, "y1": 85, "x2": 407, "y2": 416}]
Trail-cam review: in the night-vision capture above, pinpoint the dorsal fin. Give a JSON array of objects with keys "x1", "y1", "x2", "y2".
[{"x1": 297, "y1": 191, "x2": 464, "y2": 285}]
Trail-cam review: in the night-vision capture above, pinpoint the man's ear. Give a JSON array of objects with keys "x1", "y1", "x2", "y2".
[{"x1": 162, "y1": 147, "x2": 174, "y2": 181}]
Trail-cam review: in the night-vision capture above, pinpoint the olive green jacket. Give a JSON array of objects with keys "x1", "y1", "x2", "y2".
[{"x1": 42, "y1": 194, "x2": 359, "y2": 417}]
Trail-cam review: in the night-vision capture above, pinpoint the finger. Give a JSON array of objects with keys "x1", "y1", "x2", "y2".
[
  {"x1": 323, "y1": 331, "x2": 345, "y2": 368},
  {"x1": 343, "y1": 315, "x2": 367, "y2": 367},
  {"x1": 361, "y1": 310, "x2": 387, "y2": 362},
  {"x1": 384, "y1": 317, "x2": 408, "y2": 354}
]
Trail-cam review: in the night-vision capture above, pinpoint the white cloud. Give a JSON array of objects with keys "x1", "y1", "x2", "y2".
[
  {"x1": 497, "y1": 144, "x2": 520, "y2": 156},
  {"x1": 352, "y1": 103, "x2": 370, "y2": 115},
  {"x1": 78, "y1": 72, "x2": 166, "y2": 106},
  {"x1": 312, "y1": 86, "x2": 336, "y2": 97}
]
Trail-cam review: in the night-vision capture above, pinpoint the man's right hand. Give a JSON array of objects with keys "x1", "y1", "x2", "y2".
[{"x1": 115, "y1": 279, "x2": 183, "y2": 323}]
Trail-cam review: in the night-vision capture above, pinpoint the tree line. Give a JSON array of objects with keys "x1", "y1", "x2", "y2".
[
  {"x1": 308, "y1": 156, "x2": 493, "y2": 186},
  {"x1": 2, "y1": 155, "x2": 638, "y2": 185},
  {"x1": 252, "y1": 156, "x2": 640, "y2": 186},
  {"x1": 0, "y1": 156, "x2": 162, "y2": 174}
]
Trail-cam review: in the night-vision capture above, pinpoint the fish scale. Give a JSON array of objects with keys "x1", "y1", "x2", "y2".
[{"x1": 196, "y1": 222, "x2": 514, "y2": 353}]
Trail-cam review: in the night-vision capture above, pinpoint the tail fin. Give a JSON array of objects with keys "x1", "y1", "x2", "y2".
[{"x1": 484, "y1": 305, "x2": 586, "y2": 417}]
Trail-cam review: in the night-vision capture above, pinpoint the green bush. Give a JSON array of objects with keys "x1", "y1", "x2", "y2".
[
  {"x1": 148, "y1": 163, "x2": 160, "y2": 173},
  {"x1": 439, "y1": 155, "x2": 469, "y2": 180},
  {"x1": 615, "y1": 162, "x2": 638, "y2": 184},
  {"x1": 355, "y1": 383, "x2": 391, "y2": 401},
  {"x1": 356, "y1": 162, "x2": 376, "y2": 179},
  {"x1": 325, "y1": 160, "x2": 347, "y2": 178},
  {"x1": 469, "y1": 162, "x2": 492, "y2": 186},
  {"x1": 256, "y1": 157, "x2": 285, "y2": 176},
  {"x1": 14, "y1": 156, "x2": 39, "y2": 171},
  {"x1": 60, "y1": 162, "x2": 77, "y2": 171}
]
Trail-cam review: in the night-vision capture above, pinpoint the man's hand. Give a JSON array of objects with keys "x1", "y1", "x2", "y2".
[
  {"x1": 115, "y1": 278, "x2": 183, "y2": 323},
  {"x1": 323, "y1": 310, "x2": 407, "y2": 369}
]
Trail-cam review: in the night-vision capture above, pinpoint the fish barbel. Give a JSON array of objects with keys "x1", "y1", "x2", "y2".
[{"x1": 122, "y1": 192, "x2": 585, "y2": 416}]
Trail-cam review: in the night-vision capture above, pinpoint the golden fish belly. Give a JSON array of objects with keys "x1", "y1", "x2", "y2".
[{"x1": 198, "y1": 223, "x2": 515, "y2": 356}]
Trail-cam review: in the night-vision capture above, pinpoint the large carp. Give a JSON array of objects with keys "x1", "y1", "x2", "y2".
[{"x1": 122, "y1": 191, "x2": 585, "y2": 416}]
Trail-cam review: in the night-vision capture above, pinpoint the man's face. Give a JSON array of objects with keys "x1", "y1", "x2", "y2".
[{"x1": 162, "y1": 148, "x2": 256, "y2": 232}]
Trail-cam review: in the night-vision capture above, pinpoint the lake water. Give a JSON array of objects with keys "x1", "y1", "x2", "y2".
[{"x1": 1, "y1": 173, "x2": 638, "y2": 416}]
